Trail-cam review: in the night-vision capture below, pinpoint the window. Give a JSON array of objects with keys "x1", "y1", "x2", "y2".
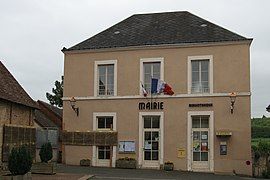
[
  {"x1": 94, "y1": 60, "x2": 117, "y2": 97},
  {"x1": 191, "y1": 60, "x2": 209, "y2": 93},
  {"x1": 98, "y1": 64, "x2": 114, "y2": 96},
  {"x1": 97, "y1": 116, "x2": 113, "y2": 130},
  {"x1": 140, "y1": 58, "x2": 164, "y2": 95},
  {"x1": 188, "y1": 55, "x2": 213, "y2": 94},
  {"x1": 143, "y1": 62, "x2": 161, "y2": 93},
  {"x1": 98, "y1": 146, "x2": 110, "y2": 159}
]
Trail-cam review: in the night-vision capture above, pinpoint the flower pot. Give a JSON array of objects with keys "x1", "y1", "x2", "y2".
[
  {"x1": 31, "y1": 162, "x2": 56, "y2": 175},
  {"x1": 164, "y1": 163, "x2": 174, "y2": 171},
  {"x1": 116, "y1": 159, "x2": 137, "y2": 169}
]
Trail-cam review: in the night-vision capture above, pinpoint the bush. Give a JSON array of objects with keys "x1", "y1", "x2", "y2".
[
  {"x1": 8, "y1": 146, "x2": 32, "y2": 175},
  {"x1": 39, "y1": 142, "x2": 53, "y2": 163}
]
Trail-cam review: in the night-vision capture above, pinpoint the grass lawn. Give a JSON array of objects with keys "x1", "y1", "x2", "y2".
[{"x1": 251, "y1": 138, "x2": 270, "y2": 146}]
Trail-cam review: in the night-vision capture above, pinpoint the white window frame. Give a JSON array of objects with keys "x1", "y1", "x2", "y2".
[
  {"x1": 93, "y1": 112, "x2": 117, "y2": 131},
  {"x1": 94, "y1": 60, "x2": 117, "y2": 97},
  {"x1": 92, "y1": 112, "x2": 117, "y2": 167},
  {"x1": 139, "y1": 57, "x2": 164, "y2": 96},
  {"x1": 187, "y1": 111, "x2": 214, "y2": 172},
  {"x1": 187, "y1": 55, "x2": 213, "y2": 94},
  {"x1": 138, "y1": 111, "x2": 164, "y2": 168}
]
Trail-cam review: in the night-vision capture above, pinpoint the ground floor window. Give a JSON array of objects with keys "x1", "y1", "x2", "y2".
[
  {"x1": 192, "y1": 115, "x2": 209, "y2": 162},
  {"x1": 98, "y1": 146, "x2": 110, "y2": 160},
  {"x1": 97, "y1": 117, "x2": 113, "y2": 130}
]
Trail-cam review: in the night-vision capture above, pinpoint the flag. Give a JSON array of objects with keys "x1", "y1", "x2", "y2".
[
  {"x1": 140, "y1": 82, "x2": 148, "y2": 97},
  {"x1": 151, "y1": 78, "x2": 174, "y2": 95}
]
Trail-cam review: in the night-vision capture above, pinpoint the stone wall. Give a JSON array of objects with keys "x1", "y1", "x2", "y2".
[{"x1": 0, "y1": 100, "x2": 34, "y2": 126}]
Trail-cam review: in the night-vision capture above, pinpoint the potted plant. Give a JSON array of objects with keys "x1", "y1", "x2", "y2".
[
  {"x1": 31, "y1": 142, "x2": 56, "y2": 174},
  {"x1": 116, "y1": 157, "x2": 137, "y2": 169},
  {"x1": 80, "y1": 159, "x2": 91, "y2": 166},
  {"x1": 164, "y1": 161, "x2": 174, "y2": 171},
  {"x1": 8, "y1": 146, "x2": 32, "y2": 179}
]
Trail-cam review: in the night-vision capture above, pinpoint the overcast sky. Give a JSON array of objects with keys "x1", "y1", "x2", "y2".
[{"x1": 0, "y1": 0, "x2": 269, "y2": 117}]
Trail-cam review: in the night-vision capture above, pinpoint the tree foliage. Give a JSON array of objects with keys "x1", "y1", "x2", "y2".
[
  {"x1": 39, "y1": 142, "x2": 53, "y2": 163},
  {"x1": 46, "y1": 76, "x2": 63, "y2": 108},
  {"x1": 8, "y1": 146, "x2": 32, "y2": 175},
  {"x1": 251, "y1": 117, "x2": 270, "y2": 138}
]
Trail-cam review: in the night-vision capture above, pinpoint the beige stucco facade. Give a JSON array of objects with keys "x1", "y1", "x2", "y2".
[{"x1": 62, "y1": 42, "x2": 252, "y2": 175}]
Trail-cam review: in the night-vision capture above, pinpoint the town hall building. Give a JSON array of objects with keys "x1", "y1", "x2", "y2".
[{"x1": 61, "y1": 11, "x2": 252, "y2": 175}]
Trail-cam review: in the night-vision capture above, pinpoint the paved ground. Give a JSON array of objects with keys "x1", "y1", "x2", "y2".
[{"x1": 56, "y1": 164, "x2": 258, "y2": 180}]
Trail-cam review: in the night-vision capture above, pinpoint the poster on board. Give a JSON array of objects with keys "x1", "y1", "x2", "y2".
[{"x1": 118, "y1": 141, "x2": 135, "y2": 153}]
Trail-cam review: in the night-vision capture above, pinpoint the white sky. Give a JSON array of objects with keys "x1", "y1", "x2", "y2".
[{"x1": 0, "y1": 0, "x2": 269, "y2": 118}]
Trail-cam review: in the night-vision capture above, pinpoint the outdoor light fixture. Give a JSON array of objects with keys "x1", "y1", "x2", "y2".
[
  {"x1": 229, "y1": 92, "x2": 237, "y2": 114},
  {"x1": 266, "y1": 105, "x2": 270, "y2": 112},
  {"x1": 70, "y1": 97, "x2": 79, "y2": 116}
]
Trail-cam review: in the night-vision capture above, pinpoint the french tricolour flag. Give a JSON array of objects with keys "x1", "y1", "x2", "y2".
[{"x1": 151, "y1": 78, "x2": 174, "y2": 95}]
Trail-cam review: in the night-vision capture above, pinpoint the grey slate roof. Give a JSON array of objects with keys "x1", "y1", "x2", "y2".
[
  {"x1": 0, "y1": 61, "x2": 38, "y2": 109},
  {"x1": 34, "y1": 110, "x2": 58, "y2": 128},
  {"x1": 64, "y1": 11, "x2": 251, "y2": 52}
]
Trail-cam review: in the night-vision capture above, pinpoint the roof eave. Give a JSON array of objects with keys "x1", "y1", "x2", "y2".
[{"x1": 62, "y1": 39, "x2": 253, "y2": 54}]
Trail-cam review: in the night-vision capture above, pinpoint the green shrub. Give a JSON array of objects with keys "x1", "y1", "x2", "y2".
[
  {"x1": 39, "y1": 142, "x2": 53, "y2": 163},
  {"x1": 8, "y1": 146, "x2": 32, "y2": 175}
]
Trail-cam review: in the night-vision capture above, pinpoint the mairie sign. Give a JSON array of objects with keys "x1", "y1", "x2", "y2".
[{"x1": 139, "y1": 102, "x2": 164, "y2": 110}]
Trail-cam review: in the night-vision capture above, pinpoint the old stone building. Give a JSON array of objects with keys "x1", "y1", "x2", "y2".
[{"x1": 0, "y1": 61, "x2": 37, "y2": 163}]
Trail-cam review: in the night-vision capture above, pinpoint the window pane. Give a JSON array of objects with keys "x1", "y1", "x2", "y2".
[
  {"x1": 144, "y1": 132, "x2": 151, "y2": 141},
  {"x1": 106, "y1": 85, "x2": 114, "y2": 95},
  {"x1": 107, "y1": 65, "x2": 114, "y2": 74},
  {"x1": 201, "y1": 72, "x2": 208, "y2": 82},
  {"x1": 99, "y1": 76, "x2": 106, "y2": 86},
  {"x1": 98, "y1": 66, "x2": 106, "y2": 76},
  {"x1": 152, "y1": 151, "x2": 159, "y2": 160},
  {"x1": 144, "y1": 73, "x2": 151, "y2": 84},
  {"x1": 201, "y1": 60, "x2": 209, "y2": 72},
  {"x1": 105, "y1": 150, "x2": 110, "y2": 159},
  {"x1": 152, "y1": 132, "x2": 159, "y2": 141},
  {"x1": 151, "y1": 117, "x2": 160, "y2": 128},
  {"x1": 144, "y1": 117, "x2": 151, "y2": 128},
  {"x1": 152, "y1": 63, "x2": 160, "y2": 74},
  {"x1": 192, "y1": 71, "x2": 199, "y2": 82},
  {"x1": 152, "y1": 73, "x2": 160, "y2": 79},
  {"x1": 201, "y1": 152, "x2": 208, "y2": 161},
  {"x1": 105, "y1": 117, "x2": 113, "y2": 129},
  {"x1": 193, "y1": 152, "x2": 200, "y2": 161},
  {"x1": 144, "y1": 151, "x2": 151, "y2": 160},
  {"x1": 201, "y1": 117, "x2": 209, "y2": 128},
  {"x1": 98, "y1": 117, "x2": 106, "y2": 128},
  {"x1": 192, "y1": 61, "x2": 199, "y2": 71},
  {"x1": 144, "y1": 63, "x2": 151, "y2": 74},
  {"x1": 107, "y1": 75, "x2": 114, "y2": 85},
  {"x1": 192, "y1": 117, "x2": 200, "y2": 128},
  {"x1": 152, "y1": 141, "x2": 159, "y2": 150}
]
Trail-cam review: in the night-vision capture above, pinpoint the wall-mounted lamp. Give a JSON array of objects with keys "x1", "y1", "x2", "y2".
[
  {"x1": 266, "y1": 105, "x2": 270, "y2": 112},
  {"x1": 229, "y1": 92, "x2": 237, "y2": 114},
  {"x1": 70, "y1": 97, "x2": 79, "y2": 116}
]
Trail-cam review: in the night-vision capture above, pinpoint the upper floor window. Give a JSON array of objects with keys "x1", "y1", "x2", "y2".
[
  {"x1": 143, "y1": 62, "x2": 160, "y2": 93},
  {"x1": 191, "y1": 60, "x2": 209, "y2": 93},
  {"x1": 94, "y1": 60, "x2": 117, "y2": 97},
  {"x1": 140, "y1": 58, "x2": 164, "y2": 95},
  {"x1": 98, "y1": 64, "x2": 114, "y2": 96},
  {"x1": 188, "y1": 55, "x2": 213, "y2": 94}
]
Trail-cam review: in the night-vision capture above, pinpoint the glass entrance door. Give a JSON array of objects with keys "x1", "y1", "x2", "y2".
[
  {"x1": 143, "y1": 116, "x2": 160, "y2": 168},
  {"x1": 191, "y1": 116, "x2": 210, "y2": 171}
]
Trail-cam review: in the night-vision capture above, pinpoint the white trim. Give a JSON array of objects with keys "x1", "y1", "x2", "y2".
[
  {"x1": 63, "y1": 92, "x2": 250, "y2": 101},
  {"x1": 139, "y1": 57, "x2": 164, "y2": 95},
  {"x1": 187, "y1": 111, "x2": 214, "y2": 172},
  {"x1": 112, "y1": 146, "x2": 116, "y2": 167},
  {"x1": 94, "y1": 60, "x2": 117, "y2": 97},
  {"x1": 92, "y1": 145, "x2": 97, "y2": 166},
  {"x1": 138, "y1": 111, "x2": 164, "y2": 168},
  {"x1": 93, "y1": 112, "x2": 117, "y2": 131},
  {"x1": 188, "y1": 55, "x2": 213, "y2": 94},
  {"x1": 92, "y1": 112, "x2": 117, "y2": 167},
  {"x1": 63, "y1": 40, "x2": 252, "y2": 54}
]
